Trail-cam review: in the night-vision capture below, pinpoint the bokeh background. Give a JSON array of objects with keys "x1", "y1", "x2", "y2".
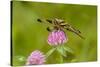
[{"x1": 12, "y1": 1, "x2": 97, "y2": 66}]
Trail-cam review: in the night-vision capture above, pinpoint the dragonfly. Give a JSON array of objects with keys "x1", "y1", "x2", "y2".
[{"x1": 37, "y1": 18, "x2": 85, "y2": 39}]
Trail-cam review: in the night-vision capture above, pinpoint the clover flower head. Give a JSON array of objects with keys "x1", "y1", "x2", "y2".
[
  {"x1": 47, "y1": 30, "x2": 68, "y2": 46},
  {"x1": 26, "y1": 50, "x2": 46, "y2": 65}
]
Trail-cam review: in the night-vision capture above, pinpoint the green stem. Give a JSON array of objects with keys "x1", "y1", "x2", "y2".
[
  {"x1": 60, "y1": 54, "x2": 63, "y2": 63},
  {"x1": 46, "y1": 47, "x2": 56, "y2": 58},
  {"x1": 56, "y1": 45, "x2": 66, "y2": 63}
]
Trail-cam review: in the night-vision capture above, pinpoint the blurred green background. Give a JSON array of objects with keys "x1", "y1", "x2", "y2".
[{"x1": 12, "y1": 1, "x2": 97, "y2": 66}]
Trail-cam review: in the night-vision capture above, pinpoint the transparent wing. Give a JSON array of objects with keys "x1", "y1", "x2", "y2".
[{"x1": 37, "y1": 18, "x2": 52, "y2": 24}]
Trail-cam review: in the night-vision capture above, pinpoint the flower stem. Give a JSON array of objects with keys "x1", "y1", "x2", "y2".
[
  {"x1": 46, "y1": 47, "x2": 56, "y2": 58},
  {"x1": 60, "y1": 54, "x2": 63, "y2": 63}
]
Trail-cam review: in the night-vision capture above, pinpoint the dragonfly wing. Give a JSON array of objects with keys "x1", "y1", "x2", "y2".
[{"x1": 71, "y1": 26, "x2": 81, "y2": 33}]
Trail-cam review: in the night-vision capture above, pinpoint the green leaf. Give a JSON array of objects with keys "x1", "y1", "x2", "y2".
[
  {"x1": 63, "y1": 46, "x2": 74, "y2": 54},
  {"x1": 46, "y1": 47, "x2": 56, "y2": 58},
  {"x1": 15, "y1": 56, "x2": 26, "y2": 62},
  {"x1": 56, "y1": 45, "x2": 67, "y2": 57}
]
